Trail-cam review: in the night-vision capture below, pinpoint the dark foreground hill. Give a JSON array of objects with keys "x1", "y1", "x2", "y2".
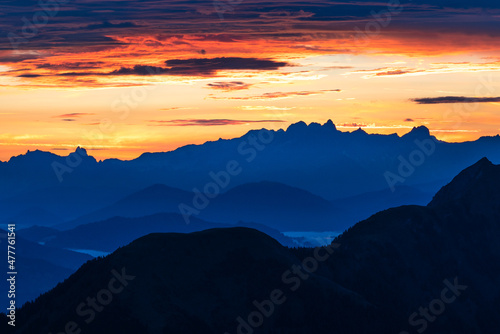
[
  {"x1": 5, "y1": 228, "x2": 390, "y2": 334},
  {"x1": 3, "y1": 158, "x2": 500, "y2": 333},
  {"x1": 6, "y1": 214, "x2": 295, "y2": 307}
]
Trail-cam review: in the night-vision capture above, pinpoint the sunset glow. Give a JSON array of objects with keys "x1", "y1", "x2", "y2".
[{"x1": 1, "y1": 0, "x2": 500, "y2": 160}]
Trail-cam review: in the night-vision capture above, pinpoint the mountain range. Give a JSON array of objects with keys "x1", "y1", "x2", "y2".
[
  {"x1": 1, "y1": 121, "x2": 500, "y2": 322},
  {"x1": 3, "y1": 158, "x2": 500, "y2": 333},
  {"x1": 2, "y1": 120, "x2": 500, "y2": 231}
]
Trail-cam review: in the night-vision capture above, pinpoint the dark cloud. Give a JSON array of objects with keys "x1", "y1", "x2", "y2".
[
  {"x1": 163, "y1": 57, "x2": 289, "y2": 75},
  {"x1": 84, "y1": 21, "x2": 139, "y2": 30},
  {"x1": 404, "y1": 118, "x2": 415, "y2": 122},
  {"x1": 149, "y1": 119, "x2": 285, "y2": 126},
  {"x1": 54, "y1": 57, "x2": 289, "y2": 77},
  {"x1": 36, "y1": 62, "x2": 105, "y2": 70},
  {"x1": 193, "y1": 35, "x2": 241, "y2": 43},
  {"x1": 206, "y1": 81, "x2": 253, "y2": 91},
  {"x1": 17, "y1": 74, "x2": 42, "y2": 78},
  {"x1": 412, "y1": 96, "x2": 500, "y2": 104},
  {"x1": 1, "y1": 0, "x2": 500, "y2": 53},
  {"x1": 109, "y1": 65, "x2": 169, "y2": 76}
]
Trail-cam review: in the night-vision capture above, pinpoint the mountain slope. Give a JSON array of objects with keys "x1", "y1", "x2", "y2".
[
  {"x1": 57, "y1": 184, "x2": 194, "y2": 230},
  {"x1": 9, "y1": 228, "x2": 390, "y2": 334},
  {"x1": 58, "y1": 182, "x2": 342, "y2": 232},
  {"x1": 316, "y1": 157, "x2": 500, "y2": 333},
  {"x1": 0, "y1": 228, "x2": 92, "y2": 307},
  {"x1": 47, "y1": 212, "x2": 297, "y2": 251},
  {"x1": 48, "y1": 213, "x2": 228, "y2": 251}
]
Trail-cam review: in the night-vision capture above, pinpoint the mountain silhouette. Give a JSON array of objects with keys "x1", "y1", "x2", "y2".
[
  {"x1": 58, "y1": 181, "x2": 340, "y2": 232},
  {"x1": 57, "y1": 184, "x2": 194, "y2": 230},
  {"x1": 9, "y1": 214, "x2": 295, "y2": 307},
  {"x1": 7, "y1": 228, "x2": 390, "y2": 334},
  {"x1": 48, "y1": 213, "x2": 230, "y2": 252},
  {"x1": 2, "y1": 121, "x2": 500, "y2": 231}
]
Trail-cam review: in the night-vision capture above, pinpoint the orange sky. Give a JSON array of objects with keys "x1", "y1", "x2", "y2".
[{"x1": 1, "y1": 0, "x2": 500, "y2": 161}]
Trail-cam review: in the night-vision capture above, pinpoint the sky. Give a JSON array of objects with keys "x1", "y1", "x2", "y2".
[{"x1": 1, "y1": 0, "x2": 500, "y2": 161}]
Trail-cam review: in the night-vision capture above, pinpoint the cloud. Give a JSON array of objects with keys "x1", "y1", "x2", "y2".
[
  {"x1": 376, "y1": 69, "x2": 423, "y2": 76},
  {"x1": 349, "y1": 67, "x2": 426, "y2": 78},
  {"x1": 53, "y1": 113, "x2": 96, "y2": 121},
  {"x1": 149, "y1": 119, "x2": 285, "y2": 126},
  {"x1": 0, "y1": 51, "x2": 44, "y2": 63},
  {"x1": 17, "y1": 74, "x2": 42, "y2": 78},
  {"x1": 349, "y1": 61, "x2": 500, "y2": 79},
  {"x1": 159, "y1": 107, "x2": 193, "y2": 111},
  {"x1": 84, "y1": 21, "x2": 139, "y2": 30},
  {"x1": 36, "y1": 62, "x2": 105, "y2": 70},
  {"x1": 321, "y1": 66, "x2": 354, "y2": 71},
  {"x1": 4, "y1": 0, "x2": 500, "y2": 90},
  {"x1": 239, "y1": 106, "x2": 294, "y2": 111},
  {"x1": 192, "y1": 35, "x2": 241, "y2": 43},
  {"x1": 404, "y1": 118, "x2": 414, "y2": 122},
  {"x1": 412, "y1": 96, "x2": 500, "y2": 104},
  {"x1": 54, "y1": 113, "x2": 96, "y2": 118},
  {"x1": 1, "y1": 0, "x2": 500, "y2": 59},
  {"x1": 208, "y1": 89, "x2": 341, "y2": 101},
  {"x1": 206, "y1": 81, "x2": 254, "y2": 91},
  {"x1": 337, "y1": 122, "x2": 369, "y2": 128},
  {"x1": 163, "y1": 57, "x2": 289, "y2": 75},
  {"x1": 53, "y1": 57, "x2": 289, "y2": 77}
]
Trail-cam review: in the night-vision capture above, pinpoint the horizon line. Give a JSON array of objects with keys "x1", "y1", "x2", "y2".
[{"x1": 3, "y1": 120, "x2": 499, "y2": 163}]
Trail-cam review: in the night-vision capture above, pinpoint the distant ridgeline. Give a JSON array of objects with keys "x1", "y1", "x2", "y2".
[{"x1": 1, "y1": 121, "x2": 499, "y2": 231}]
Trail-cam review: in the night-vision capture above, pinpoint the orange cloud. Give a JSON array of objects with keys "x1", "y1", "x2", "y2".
[{"x1": 208, "y1": 89, "x2": 341, "y2": 101}]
